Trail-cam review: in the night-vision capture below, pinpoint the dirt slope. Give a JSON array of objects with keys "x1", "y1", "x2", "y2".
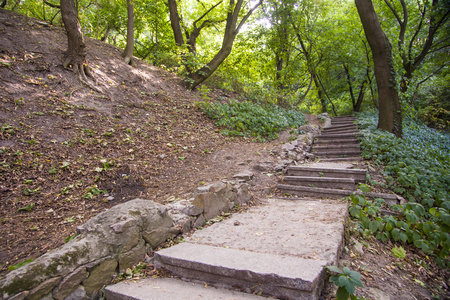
[{"x1": 0, "y1": 9, "x2": 285, "y2": 273}]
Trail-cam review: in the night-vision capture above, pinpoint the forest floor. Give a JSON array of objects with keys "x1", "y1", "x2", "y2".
[{"x1": 0, "y1": 9, "x2": 448, "y2": 299}]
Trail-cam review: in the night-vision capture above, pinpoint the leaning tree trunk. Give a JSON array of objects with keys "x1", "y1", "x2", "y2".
[
  {"x1": 355, "y1": 0, "x2": 402, "y2": 137},
  {"x1": 122, "y1": 0, "x2": 135, "y2": 67},
  {"x1": 186, "y1": 0, "x2": 262, "y2": 90},
  {"x1": 60, "y1": 0, "x2": 96, "y2": 87}
]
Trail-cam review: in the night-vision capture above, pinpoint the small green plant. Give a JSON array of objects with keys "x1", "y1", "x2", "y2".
[
  {"x1": 17, "y1": 203, "x2": 35, "y2": 212},
  {"x1": 8, "y1": 258, "x2": 34, "y2": 271},
  {"x1": 83, "y1": 186, "x2": 107, "y2": 199},
  {"x1": 325, "y1": 266, "x2": 363, "y2": 300},
  {"x1": 65, "y1": 233, "x2": 77, "y2": 243},
  {"x1": 392, "y1": 246, "x2": 406, "y2": 259}
]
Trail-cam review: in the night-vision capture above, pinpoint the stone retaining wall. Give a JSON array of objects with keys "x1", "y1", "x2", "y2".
[{"x1": 0, "y1": 181, "x2": 251, "y2": 300}]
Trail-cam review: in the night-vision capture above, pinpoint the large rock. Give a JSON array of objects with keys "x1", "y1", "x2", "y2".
[{"x1": 0, "y1": 199, "x2": 178, "y2": 298}]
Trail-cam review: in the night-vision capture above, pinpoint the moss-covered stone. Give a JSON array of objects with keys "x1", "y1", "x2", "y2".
[{"x1": 82, "y1": 258, "x2": 117, "y2": 295}]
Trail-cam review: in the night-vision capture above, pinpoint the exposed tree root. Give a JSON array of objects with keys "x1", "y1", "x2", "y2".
[{"x1": 63, "y1": 57, "x2": 102, "y2": 93}]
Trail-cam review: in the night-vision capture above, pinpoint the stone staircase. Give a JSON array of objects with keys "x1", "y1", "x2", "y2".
[
  {"x1": 312, "y1": 116, "x2": 362, "y2": 161},
  {"x1": 105, "y1": 116, "x2": 398, "y2": 300}
]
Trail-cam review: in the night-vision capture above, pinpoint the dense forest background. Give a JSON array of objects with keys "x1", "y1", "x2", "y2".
[{"x1": 2, "y1": 0, "x2": 449, "y2": 131}]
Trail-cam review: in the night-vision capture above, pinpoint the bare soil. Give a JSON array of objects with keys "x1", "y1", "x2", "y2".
[{"x1": 0, "y1": 9, "x2": 447, "y2": 299}]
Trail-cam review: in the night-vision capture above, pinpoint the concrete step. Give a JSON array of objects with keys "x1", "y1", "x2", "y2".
[
  {"x1": 313, "y1": 138, "x2": 359, "y2": 145},
  {"x1": 153, "y1": 199, "x2": 348, "y2": 300},
  {"x1": 313, "y1": 150, "x2": 362, "y2": 158},
  {"x1": 323, "y1": 124, "x2": 358, "y2": 132},
  {"x1": 331, "y1": 120, "x2": 355, "y2": 126},
  {"x1": 312, "y1": 144, "x2": 361, "y2": 150},
  {"x1": 316, "y1": 133, "x2": 358, "y2": 140},
  {"x1": 283, "y1": 176, "x2": 356, "y2": 190},
  {"x1": 286, "y1": 166, "x2": 367, "y2": 183},
  {"x1": 318, "y1": 157, "x2": 364, "y2": 162},
  {"x1": 322, "y1": 129, "x2": 358, "y2": 135},
  {"x1": 278, "y1": 184, "x2": 354, "y2": 198},
  {"x1": 277, "y1": 185, "x2": 399, "y2": 205},
  {"x1": 105, "y1": 277, "x2": 267, "y2": 300}
]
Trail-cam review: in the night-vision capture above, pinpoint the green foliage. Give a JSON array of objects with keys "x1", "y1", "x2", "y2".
[
  {"x1": 349, "y1": 112, "x2": 450, "y2": 266},
  {"x1": 201, "y1": 100, "x2": 306, "y2": 141},
  {"x1": 391, "y1": 246, "x2": 406, "y2": 259},
  {"x1": 325, "y1": 266, "x2": 363, "y2": 300},
  {"x1": 8, "y1": 258, "x2": 34, "y2": 271}
]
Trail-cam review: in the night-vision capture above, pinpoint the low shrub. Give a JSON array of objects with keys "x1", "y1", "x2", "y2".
[
  {"x1": 354, "y1": 113, "x2": 449, "y2": 265},
  {"x1": 202, "y1": 100, "x2": 307, "y2": 141}
]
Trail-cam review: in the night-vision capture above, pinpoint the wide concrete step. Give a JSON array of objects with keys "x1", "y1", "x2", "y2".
[
  {"x1": 153, "y1": 199, "x2": 348, "y2": 300},
  {"x1": 313, "y1": 150, "x2": 362, "y2": 158},
  {"x1": 277, "y1": 185, "x2": 399, "y2": 205},
  {"x1": 318, "y1": 157, "x2": 364, "y2": 162},
  {"x1": 318, "y1": 133, "x2": 358, "y2": 139},
  {"x1": 286, "y1": 166, "x2": 367, "y2": 183},
  {"x1": 322, "y1": 129, "x2": 358, "y2": 135},
  {"x1": 312, "y1": 144, "x2": 360, "y2": 150},
  {"x1": 283, "y1": 176, "x2": 356, "y2": 190},
  {"x1": 105, "y1": 277, "x2": 267, "y2": 300},
  {"x1": 323, "y1": 124, "x2": 358, "y2": 132},
  {"x1": 313, "y1": 138, "x2": 359, "y2": 145},
  {"x1": 278, "y1": 184, "x2": 354, "y2": 198}
]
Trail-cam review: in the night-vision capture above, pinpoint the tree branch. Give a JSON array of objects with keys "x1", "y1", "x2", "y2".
[
  {"x1": 43, "y1": 0, "x2": 60, "y2": 9},
  {"x1": 235, "y1": 0, "x2": 262, "y2": 34}
]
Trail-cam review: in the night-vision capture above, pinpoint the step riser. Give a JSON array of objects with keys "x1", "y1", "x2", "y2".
[
  {"x1": 286, "y1": 170, "x2": 366, "y2": 183},
  {"x1": 278, "y1": 185, "x2": 351, "y2": 199},
  {"x1": 322, "y1": 130, "x2": 358, "y2": 135},
  {"x1": 318, "y1": 157, "x2": 363, "y2": 162},
  {"x1": 323, "y1": 125, "x2": 358, "y2": 131},
  {"x1": 313, "y1": 140, "x2": 359, "y2": 145},
  {"x1": 312, "y1": 150, "x2": 362, "y2": 156},
  {"x1": 331, "y1": 121, "x2": 355, "y2": 125},
  {"x1": 313, "y1": 145, "x2": 360, "y2": 150},
  {"x1": 317, "y1": 135, "x2": 358, "y2": 140},
  {"x1": 283, "y1": 178, "x2": 356, "y2": 190},
  {"x1": 155, "y1": 243, "x2": 328, "y2": 300}
]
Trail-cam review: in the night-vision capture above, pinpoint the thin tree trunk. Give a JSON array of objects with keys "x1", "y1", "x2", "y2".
[
  {"x1": 60, "y1": 0, "x2": 100, "y2": 92},
  {"x1": 122, "y1": 0, "x2": 135, "y2": 67},
  {"x1": 343, "y1": 64, "x2": 356, "y2": 108},
  {"x1": 354, "y1": 77, "x2": 367, "y2": 112},
  {"x1": 355, "y1": 0, "x2": 402, "y2": 137},
  {"x1": 168, "y1": 0, "x2": 184, "y2": 47}
]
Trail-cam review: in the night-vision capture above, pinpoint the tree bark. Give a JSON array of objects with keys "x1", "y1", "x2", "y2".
[
  {"x1": 355, "y1": 0, "x2": 402, "y2": 137},
  {"x1": 168, "y1": 0, "x2": 184, "y2": 47},
  {"x1": 122, "y1": 0, "x2": 136, "y2": 67},
  {"x1": 60, "y1": 0, "x2": 89, "y2": 79}
]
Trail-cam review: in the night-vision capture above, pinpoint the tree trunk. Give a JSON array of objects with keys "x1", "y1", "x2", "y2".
[
  {"x1": 343, "y1": 64, "x2": 356, "y2": 108},
  {"x1": 60, "y1": 0, "x2": 91, "y2": 83},
  {"x1": 186, "y1": 0, "x2": 261, "y2": 90},
  {"x1": 354, "y1": 77, "x2": 367, "y2": 112},
  {"x1": 355, "y1": 0, "x2": 402, "y2": 137},
  {"x1": 122, "y1": 0, "x2": 135, "y2": 67},
  {"x1": 168, "y1": 0, "x2": 184, "y2": 47}
]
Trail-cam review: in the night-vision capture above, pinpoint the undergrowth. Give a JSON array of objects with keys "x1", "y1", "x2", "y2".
[
  {"x1": 353, "y1": 112, "x2": 449, "y2": 266},
  {"x1": 201, "y1": 99, "x2": 306, "y2": 141}
]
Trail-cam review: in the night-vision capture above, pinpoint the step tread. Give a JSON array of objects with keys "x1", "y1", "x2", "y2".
[
  {"x1": 286, "y1": 166, "x2": 367, "y2": 174},
  {"x1": 284, "y1": 176, "x2": 355, "y2": 183},
  {"x1": 105, "y1": 277, "x2": 267, "y2": 300}
]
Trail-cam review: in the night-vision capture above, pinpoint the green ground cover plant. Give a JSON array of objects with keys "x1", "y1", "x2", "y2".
[
  {"x1": 353, "y1": 113, "x2": 450, "y2": 266},
  {"x1": 201, "y1": 100, "x2": 307, "y2": 141}
]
